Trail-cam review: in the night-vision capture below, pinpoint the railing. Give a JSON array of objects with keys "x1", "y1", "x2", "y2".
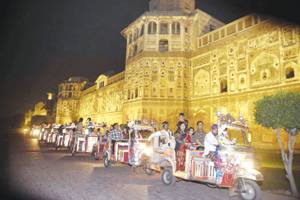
[{"x1": 192, "y1": 158, "x2": 215, "y2": 181}]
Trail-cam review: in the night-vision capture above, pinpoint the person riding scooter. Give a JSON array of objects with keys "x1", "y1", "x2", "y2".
[
  {"x1": 204, "y1": 124, "x2": 220, "y2": 161},
  {"x1": 148, "y1": 121, "x2": 175, "y2": 150},
  {"x1": 109, "y1": 123, "x2": 123, "y2": 155}
]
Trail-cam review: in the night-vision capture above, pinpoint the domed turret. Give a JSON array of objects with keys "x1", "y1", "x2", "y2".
[{"x1": 149, "y1": 0, "x2": 195, "y2": 14}]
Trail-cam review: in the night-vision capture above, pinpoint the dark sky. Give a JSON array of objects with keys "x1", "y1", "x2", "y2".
[{"x1": 0, "y1": 0, "x2": 299, "y2": 118}]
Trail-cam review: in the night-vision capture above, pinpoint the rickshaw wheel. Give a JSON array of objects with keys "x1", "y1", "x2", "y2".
[
  {"x1": 92, "y1": 151, "x2": 100, "y2": 160},
  {"x1": 144, "y1": 164, "x2": 154, "y2": 176},
  {"x1": 206, "y1": 183, "x2": 217, "y2": 188},
  {"x1": 103, "y1": 153, "x2": 111, "y2": 168},
  {"x1": 71, "y1": 145, "x2": 76, "y2": 156},
  {"x1": 161, "y1": 168, "x2": 175, "y2": 185},
  {"x1": 239, "y1": 179, "x2": 261, "y2": 200}
]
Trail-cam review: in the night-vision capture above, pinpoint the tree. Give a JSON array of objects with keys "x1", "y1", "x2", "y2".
[{"x1": 254, "y1": 91, "x2": 300, "y2": 197}]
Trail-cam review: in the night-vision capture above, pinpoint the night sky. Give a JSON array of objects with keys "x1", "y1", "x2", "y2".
[{"x1": 0, "y1": 0, "x2": 299, "y2": 119}]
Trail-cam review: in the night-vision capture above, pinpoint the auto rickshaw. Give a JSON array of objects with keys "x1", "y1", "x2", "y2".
[
  {"x1": 38, "y1": 124, "x2": 51, "y2": 144},
  {"x1": 91, "y1": 123, "x2": 109, "y2": 160},
  {"x1": 55, "y1": 124, "x2": 75, "y2": 150},
  {"x1": 46, "y1": 124, "x2": 60, "y2": 146},
  {"x1": 103, "y1": 121, "x2": 154, "y2": 168},
  {"x1": 71, "y1": 126, "x2": 99, "y2": 157},
  {"x1": 30, "y1": 125, "x2": 41, "y2": 138},
  {"x1": 143, "y1": 113, "x2": 263, "y2": 200}
]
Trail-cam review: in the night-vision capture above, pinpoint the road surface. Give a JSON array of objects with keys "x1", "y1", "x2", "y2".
[{"x1": 1, "y1": 130, "x2": 298, "y2": 200}]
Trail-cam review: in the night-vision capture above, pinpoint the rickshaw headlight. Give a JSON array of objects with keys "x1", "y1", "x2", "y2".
[
  {"x1": 139, "y1": 143, "x2": 146, "y2": 149},
  {"x1": 241, "y1": 160, "x2": 254, "y2": 170},
  {"x1": 33, "y1": 129, "x2": 40, "y2": 137},
  {"x1": 143, "y1": 147, "x2": 152, "y2": 156}
]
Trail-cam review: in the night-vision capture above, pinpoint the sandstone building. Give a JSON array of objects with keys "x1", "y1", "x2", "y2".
[{"x1": 55, "y1": 0, "x2": 300, "y2": 149}]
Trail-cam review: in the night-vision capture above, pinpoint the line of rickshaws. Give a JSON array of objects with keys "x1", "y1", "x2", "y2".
[{"x1": 29, "y1": 112, "x2": 263, "y2": 200}]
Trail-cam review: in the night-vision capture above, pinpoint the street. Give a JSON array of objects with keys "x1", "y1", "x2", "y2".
[{"x1": 1, "y1": 130, "x2": 299, "y2": 200}]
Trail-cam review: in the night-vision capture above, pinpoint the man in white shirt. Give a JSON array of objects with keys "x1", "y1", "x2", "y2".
[{"x1": 204, "y1": 124, "x2": 219, "y2": 156}]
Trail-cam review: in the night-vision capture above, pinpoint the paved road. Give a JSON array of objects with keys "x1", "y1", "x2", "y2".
[{"x1": 2, "y1": 131, "x2": 298, "y2": 200}]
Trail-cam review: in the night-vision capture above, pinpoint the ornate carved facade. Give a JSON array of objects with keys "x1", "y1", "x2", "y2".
[
  {"x1": 56, "y1": 77, "x2": 88, "y2": 124},
  {"x1": 55, "y1": 0, "x2": 300, "y2": 149}
]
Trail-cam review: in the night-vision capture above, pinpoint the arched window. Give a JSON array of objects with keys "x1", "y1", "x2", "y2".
[
  {"x1": 240, "y1": 78, "x2": 245, "y2": 85},
  {"x1": 148, "y1": 22, "x2": 157, "y2": 34},
  {"x1": 160, "y1": 22, "x2": 169, "y2": 34},
  {"x1": 220, "y1": 79, "x2": 228, "y2": 93},
  {"x1": 262, "y1": 71, "x2": 268, "y2": 80},
  {"x1": 286, "y1": 67, "x2": 295, "y2": 79},
  {"x1": 172, "y1": 22, "x2": 181, "y2": 34},
  {"x1": 159, "y1": 40, "x2": 169, "y2": 52},
  {"x1": 139, "y1": 25, "x2": 144, "y2": 37},
  {"x1": 127, "y1": 90, "x2": 130, "y2": 100}
]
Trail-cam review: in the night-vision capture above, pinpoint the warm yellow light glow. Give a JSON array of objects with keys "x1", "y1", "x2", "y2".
[
  {"x1": 248, "y1": 133, "x2": 252, "y2": 143},
  {"x1": 32, "y1": 129, "x2": 40, "y2": 138},
  {"x1": 143, "y1": 146, "x2": 152, "y2": 156},
  {"x1": 47, "y1": 93, "x2": 53, "y2": 100},
  {"x1": 53, "y1": 7, "x2": 300, "y2": 151},
  {"x1": 241, "y1": 160, "x2": 254, "y2": 170}
]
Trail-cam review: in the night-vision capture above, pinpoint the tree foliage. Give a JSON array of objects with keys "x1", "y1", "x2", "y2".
[{"x1": 255, "y1": 91, "x2": 300, "y2": 134}]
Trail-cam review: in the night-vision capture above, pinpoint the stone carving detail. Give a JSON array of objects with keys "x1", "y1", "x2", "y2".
[
  {"x1": 194, "y1": 69, "x2": 210, "y2": 96},
  {"x1": 250, "y1": 52, "x2": 280, "y2": 87},
  {"x1": 282, "y1": 26, "x2": 296, "y2": 47}
]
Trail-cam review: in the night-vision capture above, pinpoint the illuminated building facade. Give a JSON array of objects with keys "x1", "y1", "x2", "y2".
[
  {"x1": 55, "y1": 0, "x2": 300, "y2": 149},
  {"x1": 24, "y1": 93, "x2": 56, "y2": 126},
  {"x1": 55, "y1": 77, "x2": 88, "y2": 124}
]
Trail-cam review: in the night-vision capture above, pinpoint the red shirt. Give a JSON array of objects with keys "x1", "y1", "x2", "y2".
[{"x1": 185, "y1": 134, "x2": 191, "y2": 143}]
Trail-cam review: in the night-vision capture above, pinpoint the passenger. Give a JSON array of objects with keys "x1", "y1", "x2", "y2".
[
  {"x1": 95, "y1": 128, "x2": 102, "y2": 143},
  {"x1": 109, "y1": 123, "x2": 123, "y2": 155},
  {"x1": 161, "y1": 121, "x2": 176, "y2": 159},
  {"x1": 76, "y1": 118, "x2": 84, "y2": 134},
  {"x1": 101, "y1": 124, "x2": 108, "y2": 142},
  {"x1": 186, "y1": 127, "x2": 193, "y2": 144},
  {"x1": 175, "y1": 122, "x2": 187, "y2": 171},
  {"x1": 161, "y1": 121, "x2": 173, "y2": 139},
  {"x1": 86, "y1": 118, "x2": 94, "y2": 136},
  {"x1": 121, "y1": 124, "x2": 130, "y2": 139},
  {"x1": 103, "y1": 130, "x2": 109, "y2": 143},
  {"x1": 204, "y1": 124, "x2": 220, "y2": 161},
  {"x1": 58, "y1": 124, "x2": 64, "y2": 135},
  {"x1": 176, "y1": 112, "x2": 189, "y2": 131},
  {"x1": 191, "y1": 121, "x2": 206, "y2": 149}
]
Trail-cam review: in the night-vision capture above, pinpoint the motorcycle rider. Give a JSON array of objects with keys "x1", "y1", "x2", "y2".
[
  {"x1": 204, "y1": 124, "x2": 219, "y2": 160},
  {"x1": 148, "y1": 121, "x2": 175, "y2": 150},
  {"x1": 109, "y1": 123, "x2": 123, "y2": 155}
]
